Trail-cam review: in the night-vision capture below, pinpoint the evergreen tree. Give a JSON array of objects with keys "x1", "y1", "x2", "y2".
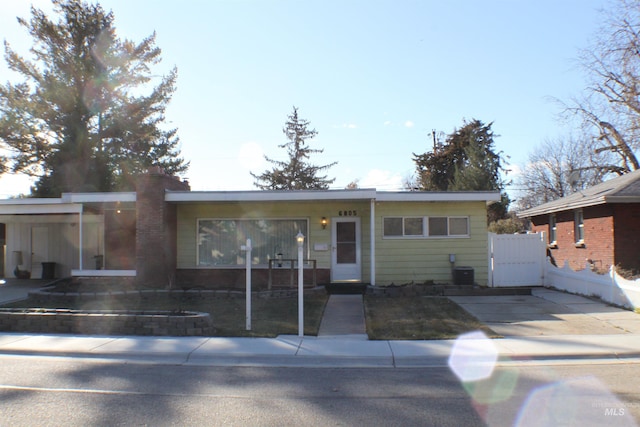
[
  {"x1": 0, "y1": 0, "x2": 188, "y2": 196},
  {"x1": 252, "y1": 106, "x2": 336, "y2": 190},
  {"x1": 412, "y1": 119, "x2": 510, "y2": 222}
]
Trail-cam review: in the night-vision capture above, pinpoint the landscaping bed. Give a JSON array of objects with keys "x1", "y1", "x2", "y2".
[
  {"x1": 2, "y1": 285, "x2": 329, "y2": 338},
  {"x1": 0, "y1": 308, "x2": 214, "y2": 336}
]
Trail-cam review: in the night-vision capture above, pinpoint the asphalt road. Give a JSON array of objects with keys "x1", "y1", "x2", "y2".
[{"x1": 0, "y1": 356, "x2": 638, "y2": 426}]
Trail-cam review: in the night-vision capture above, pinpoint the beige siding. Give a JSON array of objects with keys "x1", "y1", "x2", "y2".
[
  {"x1": 374, "y1": 201, "x2": 489, "y2": 285},
  {"x1": 176, "y1": 201, "x2": 372, "y2": 280},
  {"x1": 176, "y1": 199, "x2": 489, "y2": 285}
]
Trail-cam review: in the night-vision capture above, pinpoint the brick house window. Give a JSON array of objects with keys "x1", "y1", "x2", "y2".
[
  {"x1": 549, "y1": 214, "x2": 557, "y2": 247},
  {"x1": 574, "y1": 209, "x2": 584, "y2": 246}
]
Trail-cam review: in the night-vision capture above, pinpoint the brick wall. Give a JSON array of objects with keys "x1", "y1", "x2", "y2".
[
  {"x1": 176, "y1": 268, "x2": 330, "y2": 290},
  {"x1": 531, "y1": 205, "x2": 615, "y2": 271},
  {"x1": 136, "y1": 167, "x2": 190, "y2": 287},
  {"x1": 613, "y1": 204, "x2": 640, "y2": 271}
]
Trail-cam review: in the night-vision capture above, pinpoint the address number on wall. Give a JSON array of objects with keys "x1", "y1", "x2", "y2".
[{"x1": 338, "y1": 210, "x2": 357, "y2": 216}]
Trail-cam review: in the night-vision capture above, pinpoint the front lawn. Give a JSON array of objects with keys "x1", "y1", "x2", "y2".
[
  {"x1": 364, "y1": 295, "x2": 499, "y2": 340},
  {"x1": 2, "y1": 290, "x2": 497, "y2": 339},
  {"x1": 1, "y1": 292, "x2": 329, "y2": 338}
]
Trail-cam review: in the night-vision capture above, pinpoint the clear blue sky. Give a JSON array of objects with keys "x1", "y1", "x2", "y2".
[{"x1": 0, "y1": 0, "x2": 612, "y2": 199}]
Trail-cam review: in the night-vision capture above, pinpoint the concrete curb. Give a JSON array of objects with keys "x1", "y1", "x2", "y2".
[{"x1": 2, "y1": 333, "x2": 640, "y2": 367}]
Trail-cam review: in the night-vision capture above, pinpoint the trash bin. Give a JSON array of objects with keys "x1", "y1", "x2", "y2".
[
  {"x1": 41, "y1": 262, "x2": 56, "y2": 280},
  {"x1": 94, "y1": 255, "x2": 104, "y2": 270},
  {"x1": 453, "y1": 266, "x2": 474, "y2": 286}
]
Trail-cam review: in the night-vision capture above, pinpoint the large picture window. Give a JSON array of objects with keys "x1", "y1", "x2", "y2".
[
  {"x1": 197, "y1": 219, "x2": 307, "y2": 266},
  {"x1": 383, "y1": 216, "x2": 469, "y2": 238}
]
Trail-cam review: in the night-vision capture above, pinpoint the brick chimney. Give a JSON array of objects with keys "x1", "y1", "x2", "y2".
[{"x1": 135, "y1": 168, "x2": 190, "y2": 287}]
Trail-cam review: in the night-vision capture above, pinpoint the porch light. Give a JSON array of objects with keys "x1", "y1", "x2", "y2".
[
  {"x1": 296, "y1": 232, "x2": 305, "y2": 247},
  {"x1": 321, "y1": 217, "x2": 328, "y2": 229}
]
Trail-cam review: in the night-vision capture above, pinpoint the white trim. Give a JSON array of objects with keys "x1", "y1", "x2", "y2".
[
  {"x1": 0, "y1": 203, "x2": 83, "y2": 215},
  {"x1": 331, "y1": 216, "x2": 362, "y2": 282},
  {"x1": 374, "y1": 191, "x2": 500, "y2": 203},
  {"x1": 370, "y1": 198, "x2": 375, "y2": 286},
  {"x1": 71, "y1": 269, "x2": 136, "y2": 277},
  {"x1": 61, "y1": 192, "x2": 136, "y2": 203},
  {"x1": 79, "y1": 211, "x2": 83, "y2": 270},
  {"x1": 167, "y1": 189, "x2": 378, "y2": 203},
  {"x1": 166, "y1": 189, "x2": 500, "y2": 203}
]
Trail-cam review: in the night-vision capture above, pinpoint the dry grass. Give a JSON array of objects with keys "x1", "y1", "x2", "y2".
[
  {"x1": 364, "y1": 295, "x2": 499, "y2": 340},
  {"x1": 4, "y1": 290, "x2": 499, "y2": 340},
  {"x1": 2, "y1": 292, "x2": 329, "y2": 338}
]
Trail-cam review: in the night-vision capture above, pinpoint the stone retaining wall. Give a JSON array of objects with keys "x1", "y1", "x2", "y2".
[{"x1": 0, "y1": 308, "x2": 214, "y2": 336}]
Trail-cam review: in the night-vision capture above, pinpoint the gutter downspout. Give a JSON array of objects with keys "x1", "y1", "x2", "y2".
[{"x1": 370, "y1": 198, "x2": 375, "y2": 286}]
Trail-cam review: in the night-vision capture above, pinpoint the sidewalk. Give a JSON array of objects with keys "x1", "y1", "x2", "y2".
[
  {"x1": 1, "y1": 332, "x2": 640, "y2": 367},
  {"x1": 1, "y1": 282, "x2": 640, "y2": 367}
]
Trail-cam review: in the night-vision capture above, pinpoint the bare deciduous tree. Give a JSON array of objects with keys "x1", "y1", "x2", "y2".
[
  {"x1": 515, "y1": 135, "x2": 612, "y2": 210},
  {"x1": 562, "y1": 0, "x2": 640, "y2": 174}
]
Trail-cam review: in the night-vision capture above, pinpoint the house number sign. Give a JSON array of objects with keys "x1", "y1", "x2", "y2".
[{"x1": 338, "y1": 210, "x2": 358, "y2": 216}]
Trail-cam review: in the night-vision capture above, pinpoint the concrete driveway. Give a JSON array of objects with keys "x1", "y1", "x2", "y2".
[
  {"x1": 0, "y1": 279, "x2": 51, "y2": 304},
  {"x1": 449, "y1": 288, "x2": 640, "y2": 337}
]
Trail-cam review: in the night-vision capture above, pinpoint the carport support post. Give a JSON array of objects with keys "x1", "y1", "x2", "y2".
[
  {"x1": 242, "y1": 239, "x2": 252, "y2": 331},
  {"x1": 78, "y1": 209, "x2": 83, "y2": 270}
]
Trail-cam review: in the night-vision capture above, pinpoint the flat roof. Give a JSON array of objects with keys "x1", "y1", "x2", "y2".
[
  {"x1": 0, "y1": 189, "x2": 501, "y2": 214},
  {"x1": 164, "y1": 189, "x2": 501, "y2": 203}
]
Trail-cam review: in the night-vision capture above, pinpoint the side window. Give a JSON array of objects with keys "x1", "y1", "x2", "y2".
[
  {"x1": 549, "y1": 214, "x2": 557, "y2": 246},
  {"x1": 428, "y1": 217, "x2": 448, "y2": 236},
  {"x1": 383, "y1": 216, "x2": 469, "y2": 238},
  {"x1": 574, "y1": 210, "x2": 584, "y2": 245},
  {"x1": 383, "y1": 217, "x2": 424, "y2": 237},
  {"x1": 383, "y1": 217, "x2": 403, "y2": 236}
]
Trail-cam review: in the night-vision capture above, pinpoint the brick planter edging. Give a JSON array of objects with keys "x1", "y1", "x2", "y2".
[
  {"x1": 28, "y1": 287, "x2": 323, "y2": 306},
  {"x1": 0, "y1": 308, "x2": 214, "y2": 336},
  {"x1": 5, "y1": 287, "x2": 326, "y2": 336}
]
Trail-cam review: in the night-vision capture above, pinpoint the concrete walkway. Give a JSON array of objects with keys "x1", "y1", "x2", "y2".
[{"x1": 318, "y1": 294, "x2": 367, "y2": 338}]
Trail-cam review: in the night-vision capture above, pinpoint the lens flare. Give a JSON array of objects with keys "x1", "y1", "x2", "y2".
[{"x1": 448, "y1": 330, "x2": 498, "y2": 382}]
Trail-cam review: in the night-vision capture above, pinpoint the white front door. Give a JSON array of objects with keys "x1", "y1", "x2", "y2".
[{"x1": 331, "y1": 217, "x2": 361, "y2": 282}]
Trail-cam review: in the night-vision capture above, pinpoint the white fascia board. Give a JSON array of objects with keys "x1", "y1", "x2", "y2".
[
  {"x1": 374, "y1": 191, "x2": 501, "y2": 203},
  {"x1": 61, "y1": 192, "x2": 136, "y2": 203},
  {"x1": 165, "y1": 189, "x2": 378, "y2": 203},
  {"x1": 0, "y1": 202, "x2": 83, "y2": 215}
]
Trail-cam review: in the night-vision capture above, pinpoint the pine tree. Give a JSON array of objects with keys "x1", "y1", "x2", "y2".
[
  {"x1": 251, "y1": 106, "x2": 336, "y2": 190},
  {"x1": 0, "y1": 0, "x2": 188, "y2": 196},
  {"x1": 412, "y1": 119, "x2": 510, "y2": 222}
]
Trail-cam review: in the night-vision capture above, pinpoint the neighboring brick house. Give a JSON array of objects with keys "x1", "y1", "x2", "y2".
[{"x1": 517, "y1": 170, "x2": 640, "y2": 273}]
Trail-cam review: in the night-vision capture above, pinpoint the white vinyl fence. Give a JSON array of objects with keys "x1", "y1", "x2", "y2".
[
  {"x1": 488, "y1": 232, "x2": 546, "y2": 287},
  {"x1": 545, "y1": 261, "x2": 640, "y2": 310},
  {"x1": 487, "y1": 232, "x2": 640, "y2": 309}
]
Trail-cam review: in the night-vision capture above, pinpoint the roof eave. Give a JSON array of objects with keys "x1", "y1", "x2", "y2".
[{"x1": 517, "y1": 197, "x2": 608, "y2": 218}]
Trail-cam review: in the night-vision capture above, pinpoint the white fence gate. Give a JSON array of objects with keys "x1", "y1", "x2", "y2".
[{"x1": 488, "y1": 232, "x2": 546, "y2": 287}]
